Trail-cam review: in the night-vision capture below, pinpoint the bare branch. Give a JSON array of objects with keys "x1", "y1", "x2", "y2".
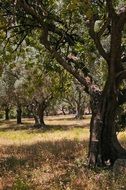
[{"x1": 13, "y1": 33, "x2": 28, "y2": 52}]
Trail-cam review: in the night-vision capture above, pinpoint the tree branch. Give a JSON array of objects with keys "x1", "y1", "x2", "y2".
[
  {"x1": 97, "y1": 17, "x2": 110, "y2": 37},
  {"x1": 13, "y1": 33, "x2": 28, "y2": 52},
  {"x1": 16, "y1": 0, "x2": 85, "y2": 46},
  {"x1": 41, "y1": 34, "x2": 99, "y2": 94},
  {"x1": 16, "y1": 0, "x2": 44, "y2": 22},
  {"x1": 88, "y1": 20, "x2": 109, "y2": 62}
]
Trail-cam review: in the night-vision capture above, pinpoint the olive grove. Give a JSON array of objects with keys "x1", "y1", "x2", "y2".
[{"x1": 0, "y1": 0, "x2": 126, "y2": 166}]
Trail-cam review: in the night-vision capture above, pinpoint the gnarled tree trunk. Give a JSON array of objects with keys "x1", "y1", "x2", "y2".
[
  {"x1": 28, "y1": 99, "x2": 49, "y2": 129},
  {"x1": 88, "y1": 6, "x2": 126, "y2": 166},
  {"x1": 88, "y1": 78, "x2": 126, "y2": 166},
  {"x1": 33, "y1": 104, "x2": 46, "y2": 128}
]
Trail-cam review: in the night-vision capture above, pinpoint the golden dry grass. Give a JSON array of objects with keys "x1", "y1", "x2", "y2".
[{"x1": 0, "y1": 115, "x2": 126, "y2": 190}]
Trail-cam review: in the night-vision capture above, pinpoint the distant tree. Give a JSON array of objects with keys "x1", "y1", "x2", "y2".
[
  {"x1": 25, "y1": 59, "x2": 72, "y2": 128},
  {"x1": 0, "y1": 79, "x2": 11, "y2": 120},
  {"x1": 25, "y1": 69, "x2": 54, "y2": 128},
  {"x1": 0, "y1": 61, "x2": 29, "y2": 124},
  {"x1": 63, "y1": 79, "x2": 90, "y2": 119}
]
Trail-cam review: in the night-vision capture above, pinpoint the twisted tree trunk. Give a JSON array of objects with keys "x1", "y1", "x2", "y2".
[
  {"x1": 33, "y1": 104, "x2": 46, "y2": 128},
  {"x1": 88, "y1": 74, "x2": 126, "y2": 166}
]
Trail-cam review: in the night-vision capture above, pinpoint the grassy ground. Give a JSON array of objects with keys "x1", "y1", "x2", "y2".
[{"x1": 0, "y1": 115, "x2": 126, "y2": 190}]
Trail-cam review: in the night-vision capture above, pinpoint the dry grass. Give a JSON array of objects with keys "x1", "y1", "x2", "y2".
[{"x1": 0, "y1": 115, "x2": 126, "y2": 190}]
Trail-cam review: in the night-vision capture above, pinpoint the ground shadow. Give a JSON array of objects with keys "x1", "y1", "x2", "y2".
[
  {"x1": 0, "y1": 122, "x2": 33, "y2": 132},
  {"x1": 0, "y1": 118, "x2": 90, "y2": 133},
  {"x1": 0, "y1": 139, "x2": 89, "y2": 189},
  {"x1": 26, "y1": 124, "x2": 90, "y2": 135},
  {"x1": 0, "y1": 139, "x2": 89, "y2": 171}
]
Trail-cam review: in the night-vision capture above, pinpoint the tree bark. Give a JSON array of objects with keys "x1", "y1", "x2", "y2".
[
  {"x1": 88, "y1": 8, "x2": 126, "y2": 166},
  {"x1": 88, "y1": 89, "x2": 103, "y2": 166},
  {"x1": 75, "y1": 106, "x2": 84, "y2": 119},
  {"x1": 33, "y1": 104, "x2": 46, "y2": 128},
  {"x1": 88, "y1": 80, "x2": 126, "y2": 167},
  {"x1": 17, "y1": 104, "x2": 22, "y2": 124},
  {"x1": 33, "y1": 114, "x2": 45, "y2": 128},
  {"x1": 5, "y1": 107, "x2": 10, "y2": 120}
]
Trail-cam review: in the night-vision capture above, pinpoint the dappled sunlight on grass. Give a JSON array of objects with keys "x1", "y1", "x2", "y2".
[
  {"x1": 0, "y1": 115, "x2": 126, "y2": 190},
  {"x1": 0, "y1": 115, "x2": 90, "y2": 145}
]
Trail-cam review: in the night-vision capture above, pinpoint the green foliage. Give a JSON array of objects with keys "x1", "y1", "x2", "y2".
[
  {"x1": 0, "y1": 0, "x2": 110, "y2": 90},
  {"x1": 12, "y1": 178, "x2": 29, "y2": 190}
]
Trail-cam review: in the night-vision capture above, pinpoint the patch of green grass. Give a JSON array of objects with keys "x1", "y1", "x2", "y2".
[{"x1": 12, "y1": 178, "x2": 30, "y2": 190}]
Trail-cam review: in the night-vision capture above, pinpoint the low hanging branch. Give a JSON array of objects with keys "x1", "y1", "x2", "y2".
[{"x1": 88, "y1": 18, "x2": 109, "y2": 62}]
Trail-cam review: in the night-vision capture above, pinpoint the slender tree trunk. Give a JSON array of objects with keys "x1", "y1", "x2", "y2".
[
  {"x1": 75, "y1": 91, "x2": 84, "y2": 119},
  {"x1": 87, "y1": 105, "x2": 92, "y2": 115},
  {"x1": 17, "y1": 104, "x2": 22, "y2": 124},
  {"x1": 5, "y1": 107, "x2": 10, "y2": 120}
]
